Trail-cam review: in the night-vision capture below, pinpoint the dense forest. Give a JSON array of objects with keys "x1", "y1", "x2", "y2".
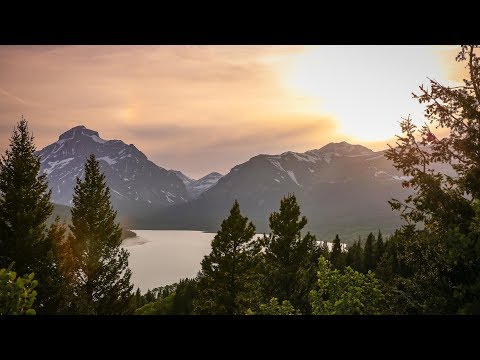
[{"x1": 1, "y1": 45, "x2": 479, "y2": 315}]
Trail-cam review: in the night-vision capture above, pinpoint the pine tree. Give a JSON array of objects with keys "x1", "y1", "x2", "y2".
[
  {"x1": 364, "y1": 232, "x2": 376, "y2": 272},
  {"x1": 319, "y1": 240, "x2": 330, "y2": 259},
  {"x1": 0, "y1": 118, "x2": 53, "y2": 274},
  {"x1": 172, "y1": 278, "x2": 197, "y2": 314},
  {"x1": 384, "y1": 46, "x2": 480, "y2": 313},
  {"x1": 263, "y1": 194, "x2": 319, "y2": 314},
  {"x1": 0, "y1": 118, "x2": 62, "y2": 313},
  {"x1": 40, "y1": 217, "x2": 73, "y2": 313},
  {"x1": 330, "y1": 234, "x2": 344, "y2": 269},
  {"x1": 68, "y1": 154, "x2": 133, "y2": 314},
  {"x1": 134, "y1": 288, "x2": 143, "y2": 309},
  {"x1": 194, "y1": 200, "x2": 260, "y2": 314},
  {"x1": 374, "y1": 230, "x2": 385, "y2": 267},
  {"x1": 346, "y1": 240, "x2": 364, "y2": 272}
]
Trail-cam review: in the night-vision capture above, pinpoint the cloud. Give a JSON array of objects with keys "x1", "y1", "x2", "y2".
[{"x1": 0, "y1": 45, "x2": 458, "y2": 178}]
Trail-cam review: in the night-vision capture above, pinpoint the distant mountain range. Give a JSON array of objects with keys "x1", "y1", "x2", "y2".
[
  {"x1": 37, "y1": 126, "x2": 413, "y2": 241},
  {"x1": 168, "y1": 170, "x2": 223, "y2": 199},
  {"x1": 145, "y1": 141, "x2": 413, "y2": 241},
  {"x1": 37, "y1": 126, "x2": 221, "y2": 221}
]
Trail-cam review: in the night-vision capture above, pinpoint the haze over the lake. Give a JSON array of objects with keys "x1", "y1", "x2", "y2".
[{"x1": 0, "y1": 45, "x2": 465, "y2": 178}]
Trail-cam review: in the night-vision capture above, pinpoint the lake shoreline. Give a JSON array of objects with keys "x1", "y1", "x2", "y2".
[{"x1": 121, "y1": 229, "x2": 137, "y2": 240}]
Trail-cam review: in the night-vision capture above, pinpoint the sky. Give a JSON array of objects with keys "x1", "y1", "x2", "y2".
[{"x1": 0, "y1": 45, "x2": 467, "y2": 178}]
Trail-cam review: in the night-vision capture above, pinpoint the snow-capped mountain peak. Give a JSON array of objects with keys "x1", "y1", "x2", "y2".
[
  {"x1": 37, "y1": 126, "x2": 190, "y2": 207},
  {"x1": 169, "y1": 171, "x2": 223, "y2": 198}
]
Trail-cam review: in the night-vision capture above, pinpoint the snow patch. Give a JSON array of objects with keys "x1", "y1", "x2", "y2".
[
  {"x1": 274, "y1": 179, "x2": 280, "y2": 183},
  {"x1": 366, "y1": 154, "x2": 385, "y2": 161},
  {"x1": 268, "y1": 159, "x2": 286, "y2": 172},
  {"x1": 308, "y1": 168, "x2": 315, "y2": 173},
  {"x1": 87, "y1": 134, "x2": 107, "y2": 144},
  {"x1": 98, "y1": 156, "x2": 117, "y2": 165},
  {"x1": 287, "y1": 170, "x2": 300, "y2": 186},
  {"x1": 111, "y1": 189, "x2": 127, "y2": 199},
  {"x1": 44, "y1": 158, "x2": 74, "y2": 175}
]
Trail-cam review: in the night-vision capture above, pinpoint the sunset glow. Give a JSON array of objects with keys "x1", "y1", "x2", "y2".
[{"x1": 0, "y1": 45, "x2": 461, "y2": 178}]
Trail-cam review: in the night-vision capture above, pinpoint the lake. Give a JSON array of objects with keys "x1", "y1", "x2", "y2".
[
  {"x1": 121, "y1": 230, "x2": 216, "y2": 292},
  {"x1": 122, "y1": 230, "x2": 337, "y2": 293}
]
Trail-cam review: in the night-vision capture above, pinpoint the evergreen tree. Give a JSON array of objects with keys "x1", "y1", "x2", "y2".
[
  {"x1": 346, "y1": 240, "x2": 364, "y2": 272},
  {"x1": 134, "y1": 288, "x2": 143, "y2": 309},
  {"x1": 194, "y1": 200, "x2": 261, "y2": 315},
  {"x1": 329, "y1": 234, "x2": 344, "y2": 269},
  {"x1": 364, "y1": 232, "x2": 376, "y2": 272},
  {"x1": 172, "y1": 278, "x2": 197, "y2": 314},
  {"x1": 374, "y1": 230, "x2": 385, "y2": 267},
  {"x1": 68, "y1": 154, "x2": 133, "y2": 314},
  {"x1": 0, "y1": 118, "x2": 53, "y2": 274},
  {"x1": 0, "y1": 118, "x2": 64, "y2": 313},
  {"x1": 40, "y1": 217, "x2": 73, "y2": 313},
  {"x1": 319, "y1": 240, "x2": 330, "y2": 259},
  {"x1": 385, "y1": 45, "x2": 480, "y2": 313},
  {"x1": 263, "y1": 194, "x2": 319, "y2": 314},
  {"x1": 144, "y1": 289, "x2": 155, "y2": 303}
]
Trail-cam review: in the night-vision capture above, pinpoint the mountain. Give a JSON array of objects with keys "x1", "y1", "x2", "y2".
[
  {"x1": 37, "y1": 126, "x2": 190, "y2": 217},
  {"x1": 168, "y1": 170, "x2": 223, "y2": 198},
  {"x1": 146, "y1": 142, "x2": 413, "y2": 242},
  {"x1": 169, "y1": 170, "x2": 194, "y2": 186}
]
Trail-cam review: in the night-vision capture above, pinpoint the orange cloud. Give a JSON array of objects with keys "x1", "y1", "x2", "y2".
[{"x1": 0, "y1": 45, "x2": 459, "y2": 178}]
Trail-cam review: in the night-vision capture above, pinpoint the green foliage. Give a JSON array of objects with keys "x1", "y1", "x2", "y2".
[
  {"x1": 256, "y1": 297, "x2": 298, "y2": 315},
  {"x1": 194, "y1": 200, "x2": 261, "y2": 314},
  {"x1": 0, "y1": 266, "x2": 38, "y2": 315},
  {"x1": 330, "y1": 234, "x2": 345, "y2": 269},
  {"x1": 382, "y1": 46, "x2": 480, "y2": 314},
  {"x1": 135, "y1": 279, "x2": 198, "y2": 315},
  {"x1": 36, "y1": 217, "x2": 74, "y2": 313},
  {"x1": 385, "y1": 45, "x2": 479, "y2": 234},
  {"x1": 0, "y1": 118, "x2": 57, "y2": 312},
  {"x1": 363, "y1": 232, "x2": 376, "y2": 272},
  {"x1": 172, "y1": 278, "x2": 197, "y2": 314},
  {"x1": 375, "y1": 230, "x2": 385, "y2": 266},
  {"x1": 346, "y1": 239, "x2": 363, "y2": 272},
  {"x1": 442, "y1": 200, "x2": 480, "y2": 313},
  {"x1": 262, "y1": 194, "x2": 319, "y2": 314},
  {"x1": 67, "y1": 155, "x2": 133, "y2": 314},
  {"x1": 310, "y1": 257, "x2": 385, "y2": 315},
  {"x1": 135, "y1": 293, "x2": 175, "y2": 315},
  {"x1": 376, "y1": 227, "x2": 454, "y2": 314}
]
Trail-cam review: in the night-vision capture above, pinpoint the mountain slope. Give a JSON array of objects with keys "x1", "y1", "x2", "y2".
[
  {"x1": 169, "y1": 170, "x2": 223, "y2": 198},
  {"x1": 37, "y1": 126, "x2": 190, "y2": 212},
  {"x1": 148, "y1": 142, "x2": 412, "y2": 242}
]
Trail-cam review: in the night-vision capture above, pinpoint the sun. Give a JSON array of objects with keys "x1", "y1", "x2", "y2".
[{"x1": 282, "y1": 45, "x2": 445, "y2": 143}]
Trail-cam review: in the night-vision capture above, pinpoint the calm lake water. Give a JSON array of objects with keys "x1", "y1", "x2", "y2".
[
  {"x1": 121, "y1": 230, "x2": 216, "y2": 292},
  {"x1": 122, "y1": 230, "x2": 336, "y2": 292}
]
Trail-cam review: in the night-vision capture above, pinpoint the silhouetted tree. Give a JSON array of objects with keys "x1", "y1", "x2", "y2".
[
  {"x1": 385, "y1": 45, "x2": 480, "y2": 313},
  {"x1": 68, "y1": 155, "x2": 133, "y2": 314},
  {"x1": 263, "y1": 194, "x2": 319, "y2": 314},
  {"x1": 330, "y1": 234, "x2": 344, "y2": 269},
  {"x1": 172, "y1": 278, "x2": 197, "y2": 314},
  {"x1": 363, "y1": 232, "x2": 376, "y2": 272},
  {"x1": 194, "y1": 200, "x2": 261, "y2": 314},
  {"x1": 346, "y1": 240, "x2": 363, "y2": 272},
  {"x1": 0, "y1": 118, "x2": 70, "y2": 313},
  {"x1": 374, "y1": 230, "x2": 385, "y2": 268}
]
